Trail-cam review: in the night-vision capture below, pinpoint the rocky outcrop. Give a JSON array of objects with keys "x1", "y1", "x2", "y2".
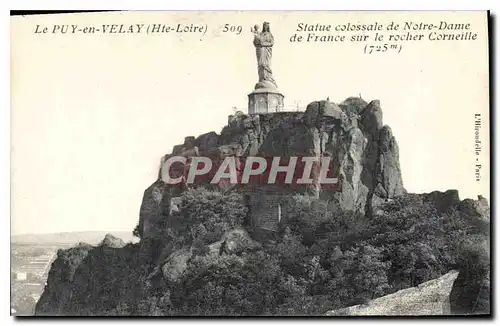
[
  {"x1": 35, "y1": 95, "x2": 490, "y2": 317},
  {"x1": 34, "y1": 94, "x2": 490, "y2": 317},
  {"x1": 138, "y1": 180, "x2": 171, "y2": 240},
  {"x1": 375, "y1": 126, "x2": 405, "y2": 199},
  {"x1": 358, "y1": 100, "x2": 405, "y2": 213},
  {"x1": 140, "y1": 97, "x2": 406, "y2": 238},
  {"x1": 418, "y1": 191, "x2": 490, "y2": 235},
  {"x1": 339, "y1": 96, "x2": 368, "y2": 119},
  {"x1": 320, "y1": 124, "x2": 368, "y2": 212},
  {"x1": 206, "y1": 228, "x2": 261, "y2": 256},
  {"x1": 459, "y1": 195, "x2": 490, "y2": 220},
  {"x1": 421, "y1": 190, "x2": 461, "y2": 213},
  {"x1": 325, "y1": 271, "x2": 459, "y2": 316},
  {"x1": 35, "y1": 243, "x2": 94, "y2": 315},
  {"x1": 195, "y1": 131, "x2": 220, "y2": 155},
  {"x1": 161, "y1": 228, "x2": 261, "y2": 283},
  {"x1": 36, "y1": 242, "x2": 140, "y2": 316},
  {"x1": 101, "y1": 234, "x2": 126, "y2": 248},
  {"x1": 161, "y1": 247, "x2": 192, "y2": 283}
]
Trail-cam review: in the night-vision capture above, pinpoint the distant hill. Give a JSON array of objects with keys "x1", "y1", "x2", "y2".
[{"x1": 11, "y1": 231, "x2": 138, "y2": 245}]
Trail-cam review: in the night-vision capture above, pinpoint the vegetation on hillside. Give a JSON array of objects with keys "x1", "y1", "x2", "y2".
[{"x1": 102, "y1": 189, "x2": 489, "y2": 316}]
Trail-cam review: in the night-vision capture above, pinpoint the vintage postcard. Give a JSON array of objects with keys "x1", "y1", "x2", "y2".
[{"x1": 10, "y1": 10, "x2": 490, "y2": 316}]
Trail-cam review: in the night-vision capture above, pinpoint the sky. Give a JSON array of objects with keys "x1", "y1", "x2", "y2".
[{"x1": 10, "y1": 11, "x2": 490, "y2": 235}]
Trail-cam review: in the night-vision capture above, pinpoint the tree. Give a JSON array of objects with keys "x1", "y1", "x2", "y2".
[
  {"x1": 132, "y1": 222, "x2": 141, "y2": 239},
  {"x1": 177, "y1": 188, "x2": 247, "y2": 245},
  {"x1": 327, "y1": 245, "x2": 391, "y2": 305},
  {"x1": 272, "y1": 227, "x2": 307, "y2": 277},
  {"x1": 172, "y1": 251, "x2": 284, "y2": 316}
]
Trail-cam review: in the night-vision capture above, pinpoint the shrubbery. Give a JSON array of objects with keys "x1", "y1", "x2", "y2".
[
  {"x1": 121, "y1": 190, "x2": 490, "y2": 316},
  {"x1": 179, "y1": 189, "x2": 247, "y2": 244},
  {"x1": 156, "y1": 189, "x2": 247, "y2": 250}
]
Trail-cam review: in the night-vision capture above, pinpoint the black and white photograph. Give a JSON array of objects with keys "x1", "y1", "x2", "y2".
[{"x1": 9, "y1": 10, "x2": 491, "y2": 317}]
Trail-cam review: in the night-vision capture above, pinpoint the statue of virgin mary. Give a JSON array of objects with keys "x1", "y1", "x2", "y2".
[{"x1": 251, "y1": 22, "x2": 277, "y2": 89}]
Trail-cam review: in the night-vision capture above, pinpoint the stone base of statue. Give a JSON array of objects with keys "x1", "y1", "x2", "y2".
[{"x1": 248, "y1": 80, "x2": 284, "y2": 115}]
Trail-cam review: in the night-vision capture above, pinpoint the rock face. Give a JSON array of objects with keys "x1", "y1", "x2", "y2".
[
  {"x1": 421, "y1": 190, "x2": 461, "y2": 213},
  {"x1": 36, "y1": 242, "x2": 139, "y2": 316},
  {"x1": 139, "y1": 98, "x2": 406, "y2": 238},
  {"x1": 207, "y1": 228, "x2": 261, "y2": 256},
  {"x1": 161, "y1": 228, "x2": 262, "y2": 283},
  {"x1": 325, "y1": 271, "x2": 460, "y2": 316},
  {"x1": 138, "y1": 180, "x2": 170, "y2": 240},
  {"x1": 358, "y1": 100, "x2": 405, "y2": 213},
  {"x1": 459, "y1": 196, "x2": 490, "y2": 220},
  {"x1": 161, "y1": 247, "x2": 192, "y2": 283},
  {"x1": 101, "y1": 234, "x2": 126, "y2": 248},
  {"x1": 35, "y1": 243, "x2": 94, "y2": 315}
]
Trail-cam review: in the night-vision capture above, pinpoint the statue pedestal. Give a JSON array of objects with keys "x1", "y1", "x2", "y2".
[{"x1": 248, "y1": 87, "x2": 284, "y2": 114}]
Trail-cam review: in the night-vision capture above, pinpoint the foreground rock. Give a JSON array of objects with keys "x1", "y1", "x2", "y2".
[{"x1": 325, "y1": 271, "x2": 459, "y2": 316}]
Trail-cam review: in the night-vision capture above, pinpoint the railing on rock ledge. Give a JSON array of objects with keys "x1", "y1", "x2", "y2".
[{"x1": 231, "y1": 105, "x2": 306, "y2": 115}]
